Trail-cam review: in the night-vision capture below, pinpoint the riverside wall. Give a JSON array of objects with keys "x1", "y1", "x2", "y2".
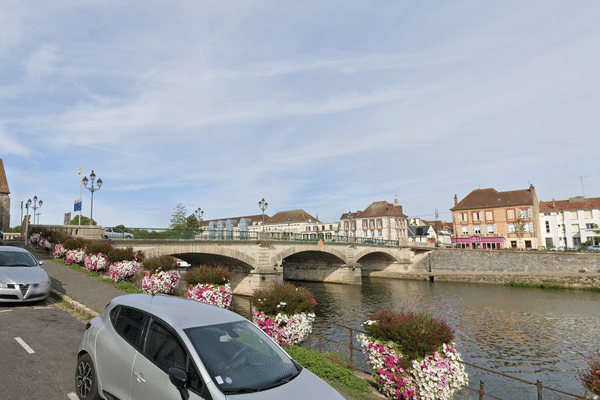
[{"x1": 404, "y1": 249, "x2": 600, "y2": 287}]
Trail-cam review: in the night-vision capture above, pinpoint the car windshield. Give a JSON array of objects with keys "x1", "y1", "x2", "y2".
[
  {"x1": 0, "y1": 250, "x2": 38, "y2": 267},
  {"x1": 184, "y1": 320, "x2": 300, "y2": 394}
]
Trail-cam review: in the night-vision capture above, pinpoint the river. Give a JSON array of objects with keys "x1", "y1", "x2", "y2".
[{"x1": 280, "y1": 277, "x2": 599, "y2": 399}]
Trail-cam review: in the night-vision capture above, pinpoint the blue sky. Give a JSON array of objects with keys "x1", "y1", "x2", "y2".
[{"x1": 1, "y1": 1, "x2": 599, "y2": 228}]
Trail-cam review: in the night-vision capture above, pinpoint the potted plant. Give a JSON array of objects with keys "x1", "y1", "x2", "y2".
[
  {"x1": 251, "y1": 282, "x2": 317, "y2": 347},
  {"x1": 184, "y1": 265, "x2": 234, "y2": 309},
  {"x1": 357, "y1": 307, "x2": 468, "y2": 399}
]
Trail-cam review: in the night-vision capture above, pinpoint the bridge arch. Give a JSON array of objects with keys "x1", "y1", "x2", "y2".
[{"x1": 271, "y1": 246, "x2": 348, "y2": 268}]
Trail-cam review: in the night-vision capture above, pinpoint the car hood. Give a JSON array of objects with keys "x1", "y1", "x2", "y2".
[
  {"x1": 225, "y1": 368, "x2": 345, "y2": 400},
  {"x1": 0, "y1": 266, "x2": 49, "y2": 284}
]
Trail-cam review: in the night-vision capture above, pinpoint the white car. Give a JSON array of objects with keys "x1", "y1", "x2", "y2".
[
  {"x1": 0, "y1": 246, "x2": 51, "y2": 302},
  {"x1": 76, "y1": 294, "x2": 345, "y2": 400},
  {"x1": 104, "y1": 227, "x2": 134, "y2": 240}
]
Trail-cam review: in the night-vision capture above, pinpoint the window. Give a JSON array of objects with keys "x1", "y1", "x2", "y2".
[
  {"x1": 520, "y1": 209, "x2": 530, "y2": 219},
  {"x1": 586, "y1": 223, "x2": 597, "y2": 230},
  {"x1": 485, "y1": 211, "x2": 493, "y2": 221},
  {"x1": 570, "y1": 211, "x2": 578, "y2": 220},
  {"x1": 573, "y1": 237, "x2": 581, "y2": 246},
  {"x1": 584, "y1": 210, "x2": 593, "y2": 219},
  {"x1": 461, "y1": 226, "x2": 469, "y2": 235},
  {"x1": 112, "y1": 306, "x2": 148, "y2": 349},
  {"x1": 523, "y1": 223, "x2": 530, "y2": 233},
  {"x1": 362, "y1": 220, "x2": 368, "y2": 230},
  {"x1": 377, "y1": 219, "x2": 383, "y2": 230},
  {"x1": 145, "y1": 322, "x2": 186, "y2": 372},
  {"x1": 474, "y1": 226, "x2": 481, "y2": 234},
  {"x1": 487, "y1": 225, "x2": 495, "y2": 234},
  {"x1": 369, "y1": 220, "x2": 375, "y2": 230},
  {"x1": 545, "y1": 238, "x2": 553, "y2": 249},
  {"x1": 572, "y1": 224, "x2": 580, "y2": 233},
  {"x1": 461, "y1": 213, "x2": 467, "y2": 222},
  {"x1": 473, "y1": 212, "x2": 481, "y2": 221},
  {"x1": 508, "y1": 224, "x2": 515, "y2": 233},
  {"x1": 545, "y1": 221, "x2": 550, "y2": 233},
  {"x1": 507, "y1": 209, "x2": 515, "y2": 220}
]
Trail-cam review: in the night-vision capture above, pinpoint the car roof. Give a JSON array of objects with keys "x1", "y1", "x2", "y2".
[{"x1": 110, "y1": 294, "x2": 246, "y2": 330}]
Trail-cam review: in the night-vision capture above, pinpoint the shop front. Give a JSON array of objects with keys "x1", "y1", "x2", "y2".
[{"x1": 452, "y1": 236, "x2": 505, "y2": 250}]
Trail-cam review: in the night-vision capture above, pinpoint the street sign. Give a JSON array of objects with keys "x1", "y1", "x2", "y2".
[{"x1": 74, "y1": 200, "x2": 82, "y2": 212}]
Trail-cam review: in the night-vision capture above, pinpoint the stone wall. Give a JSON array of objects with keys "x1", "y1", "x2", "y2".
[
  {"x1": 416, "y1": 248, "x2": 600, "y2": 275},
  {"x1": 406, "y1": 248, "x2": 600, "y2": 287}
]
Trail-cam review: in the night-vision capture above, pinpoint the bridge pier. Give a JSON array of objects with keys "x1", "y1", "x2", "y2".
[{"x1": 231, "y1": 269, "x2": 283, "y2": 296}]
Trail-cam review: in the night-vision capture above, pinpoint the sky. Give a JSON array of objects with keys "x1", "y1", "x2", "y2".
[{"x1": 1, "y1": 1, "x2": 599, "y2": 229}]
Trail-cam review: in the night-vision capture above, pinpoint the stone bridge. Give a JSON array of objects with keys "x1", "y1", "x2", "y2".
[{"x1": 112, "y1": 234, "x2": 432, "y2": 295}]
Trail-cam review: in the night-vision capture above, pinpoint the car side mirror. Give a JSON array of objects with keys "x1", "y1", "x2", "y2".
[
  {"x1": 169, "y1": 368, "x2": 189, "y2": 400},
  {"x1": 39, "y1": 261, "x2": 44, "y2": 266}
]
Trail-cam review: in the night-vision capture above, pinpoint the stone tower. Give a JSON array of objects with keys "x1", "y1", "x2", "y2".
[{"x1": 0, "y1": 159, "x2": 10, "y2": 231}]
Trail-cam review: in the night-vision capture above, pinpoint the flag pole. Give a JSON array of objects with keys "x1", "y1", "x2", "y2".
[{"x1": 78, "y1": 165, "x2": 82, "y2": 225}]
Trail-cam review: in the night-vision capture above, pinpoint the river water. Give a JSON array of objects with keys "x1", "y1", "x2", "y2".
[{"x1": 281, "y1": 278, "x2": 599, "y2": 399}]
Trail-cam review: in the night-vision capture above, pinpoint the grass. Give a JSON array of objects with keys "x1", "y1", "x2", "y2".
[{"x1": 506, "y1": 280, "x2": 600, "y2": 293}]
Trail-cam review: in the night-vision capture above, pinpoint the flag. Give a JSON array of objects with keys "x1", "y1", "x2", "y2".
[{"x1": 74, "y1": 200, "x2": 82, "y2": 212}]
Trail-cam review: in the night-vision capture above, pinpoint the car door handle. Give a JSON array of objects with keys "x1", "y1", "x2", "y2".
[{"x1": 135, "y1": 372, "x2": 146, "y2": 383}]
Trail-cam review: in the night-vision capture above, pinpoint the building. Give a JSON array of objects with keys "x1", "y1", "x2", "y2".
[
  {"x1": 407, "y1": 225, "x2": 436, "y2": 244},
  {"x1": 450, "y1": 185, "x2": 541, "y2": 250},
  {"x1": 252, "y1": 209, "x2": 339, "y2": 240},
  {"x1": 0, "y1": 159, "x2": 10, "y2": 232},
  {"x1": 340, "y1": 199, "x2": 408, "y2": 241},
  {"x1": 409, "y1": 218, "x2": 453, "y2": 247},
  {"x1": 539, "y1": 197, "x2": 600, "y2": 249}
]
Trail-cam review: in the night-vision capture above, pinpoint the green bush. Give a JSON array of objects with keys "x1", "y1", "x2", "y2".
[
  {"x1": 85, "y1": 241, "x2": 114, "y2": 256},
  {"x1": 363, "y1": 309, "x2": 454, "y2": 368},
  {"x1": 252, "y1": 282, "x2": 317, "y2": 316},
  {"x1": 142, "y1": 255, "x2": 177, "y2": 272},
  {"x1": 63, "y1": 237, "x2": 91, "y2": 251},
  {"x1": 285, "y1": 346, "x2": 370, "y2": 393},
  {"x1": 184, "y1": 265, "x2": 233, "y2": 286},
  {"x1": 107, "y1": 247, "x2": 144, "y2": 264}
]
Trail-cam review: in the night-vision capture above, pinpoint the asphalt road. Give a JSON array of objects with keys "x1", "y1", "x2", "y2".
[{"x1": 0, "y1": 299, "x2": 86, "y2": 400}]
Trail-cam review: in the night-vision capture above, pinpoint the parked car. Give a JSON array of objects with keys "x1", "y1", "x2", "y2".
[
  {"x1": 586, "y1": 245, "x2": 600, "y2": 252},
  {"x1": 0, "y1": 230, "x2": 3, "y2": 245},
  {"x1": 104, "y1": 227, "x2": 134, "y2": 239},
  {"x1": 76, "y1": 294, "x2": 345, "y2": 400},
  {"x1": 0, "y1": 246, "x2": 51, "y2": 303}
]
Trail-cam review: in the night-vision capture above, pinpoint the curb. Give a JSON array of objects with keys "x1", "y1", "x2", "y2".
[{"x1": 50, "y1": 289, "x2": 100, "y2": 319}]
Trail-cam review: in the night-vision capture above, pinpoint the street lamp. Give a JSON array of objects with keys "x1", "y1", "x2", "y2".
[
  {"x1": 24, "y1": 199, "x2": 32, "y2": 245},
  {"x1": 258, "y1": 198, "x2": 268, "y2": 231},
  {"x1": 30, "y1": 196, "x2": 43, "y2": 224},
  {"x1": 195, "y1": 208, "x2": 204, "y2": 220},
  {"x1": 82, "y1": 170, "x2": 102, "y2": 226}
]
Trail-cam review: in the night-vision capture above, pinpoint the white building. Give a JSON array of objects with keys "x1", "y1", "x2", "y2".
[
  {"x1": 251, "y1": 209, "x2": 339, "y2": 240},
  {"x1": 539, "y1": 197, "x2": 600, "y2": 249},
  {"x1": 340, "y1": 199, "x2": 408, "y2": 241}
]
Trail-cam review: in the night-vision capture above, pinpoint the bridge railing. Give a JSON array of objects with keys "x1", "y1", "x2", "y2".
[{"x1": 118, "y1": 227, "x2": 403, "y2": 247}]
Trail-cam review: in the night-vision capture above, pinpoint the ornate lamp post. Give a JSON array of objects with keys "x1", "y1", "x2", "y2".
[
  {"x1": 195, "y1": 208, "x2": 204, "y2": 220},
  {"x1": 258, "y1": 198, "x2": 268, "y2": 231},
  {"x1": 82, "y1": 170, "x2": 102, "y2": 226},
  {"x1": 30, "y1": 196, "x2": 43, "y2": 224}
]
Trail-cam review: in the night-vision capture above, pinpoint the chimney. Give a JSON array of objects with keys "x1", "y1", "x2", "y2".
[
  {"x1": 394, "y1": 198, "x2": 399, "y2": 206},
  {"x1": 454, "y1": 194, "x2": 458, "y2": 206}
]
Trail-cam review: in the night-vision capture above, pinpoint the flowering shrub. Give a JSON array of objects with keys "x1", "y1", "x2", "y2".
[
  {"x1": 142, "y1": 268, "x2": 180, "y2": 295},
  {"x1": 252, "y1": 306, "x2": 315, "y2": 347},
  {"x1": 29, "y1": 233, "x2": 41, "y2": 246},
  {"x1": 84, "y1": 253, "x2": 109, "y2": 272},
  {"x1": 109, "y1": 260, "x2": 142, "y2": 283},
  {"x1": 580, "y1": 351, "x2": 600, "y2": 395},
  {"x1": 52, "y1": 244, "x2": 66, "y2": 259},
  {"x1": 184, "y1": 265, "x2": 234, "y2": 286},
  {"x1": 251, "y1": 283, "x2": 317, "y2": 347},
  {"x1": 142, "y1": 255, "x2": 177, "y2": 272},
  {"x1": 187, "y1": 283, "x2": 233, "y2": 308},
  {"x1": 357, "y1": 334, "x2": 467, "y2": 399},
  {"x1": 65, "y1": 249, "x2": 86, "y2": 265}
]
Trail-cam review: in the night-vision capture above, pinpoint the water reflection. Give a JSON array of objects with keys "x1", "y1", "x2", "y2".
[{"x1": 289, "y1": 278, "x2": 599, "y2": 399}]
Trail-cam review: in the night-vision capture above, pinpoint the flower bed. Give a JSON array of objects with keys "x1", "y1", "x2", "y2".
[
  {"x1": 84, "y1": 253, "x2": 108, "y2": 272},
  {"x1": 52, "y1": 244, "x2": 66, "y2": 258},
  {"x1": 109, "y1": 260, "x2": 142, "y2": 283},
  {"x1": 251, "y1": 282, "x2": 317, "y2": 347},
  {"x1": 65, "y1": 249, "x2": 86, "y2": 265},
  {"x1": 142, "y1": 268, "x2": 180, "y2": 295},
  {"x1": 358, "y1": 309, "x2": 468, "y2": 399},
  {"x1": 187, "y1": 283, "x2": 233, "y2": 308}
]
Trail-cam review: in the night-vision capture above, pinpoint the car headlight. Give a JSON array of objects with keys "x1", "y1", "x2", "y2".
[{"x1": 39, "y1": 281, "x2": 51, "y2": 287}]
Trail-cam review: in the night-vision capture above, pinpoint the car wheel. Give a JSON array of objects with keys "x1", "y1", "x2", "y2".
[{"x1": 76, "y1": 353, "x2": 101, "y2": 400}]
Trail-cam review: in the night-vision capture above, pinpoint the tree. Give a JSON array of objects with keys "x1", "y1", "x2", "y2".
[
  {"x1": 185, "y1": 214, "x2": 200, "y2": 230},
  {"x1": 170, "y1": 203, "x2": 188, "y2": 230},
  {"x1": 69, "y1": 215, "x2": 96, "y2": 225}
]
